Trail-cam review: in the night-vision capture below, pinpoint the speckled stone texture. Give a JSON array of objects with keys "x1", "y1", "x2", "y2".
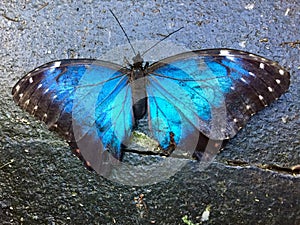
[{"x1": 0, "y1": 1, "x2": 299, "y2": 224}]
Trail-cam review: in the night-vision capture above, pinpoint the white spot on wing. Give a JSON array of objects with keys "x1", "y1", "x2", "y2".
[
  {"x1": 219, "y1": 50, "x2": 231, "y2": 56},
  {"x1": 53, "y1": 95, "x2": 57, "y2": 99},
  {"x1": 233, "y1": 118, "x2": 238, "y2": 123},
  {"x1": 34, "y1": 105, "x2": 38, "y2": 110},
  {"x1": 44, "y1": 88, "x2": 49, "y2": 94},
  {"x1": 268, "y1": 87, "x2": 273, "y2": 92},
  {"x1": 260, "y1": 57, "x2": 267, "y2": 62},
  {"x1": 53, "y1": 61, "x2": 61, "y2": 68},
  {"x1": 275, "y1": 79, "x2": 281, "y2": 84},
  {"x1": 15, "y1": 85, "x2": 20, "y2": 92},
  {"x1": 219, "y1": 50, "x2": 237, "y2": 61},
  {"x1": 240, "y1": 77, "x2": 248, "y2": 84},
  {"x1": 29, "y1": 77, "x2": 33, "y2": 83},
  {"x1": 37, "y1": 83, "x2": 43, "y2": 89},
  {"x1": 249, "y1": 72, "x2": 255, "y2": 77},
  {"x1": 19, "y1": 93, "x2": 23, "y2": 98},
  {"x1": 258, "y1": 95, "x2": 264, "y2": 101},
  {"x1": 259, "y1": 63, "x2": 265, "y2": 69},
  {"x1": 24, "y1": 99, "x2": 30, "y2": 105},
  {"x1": 246, "y1": 105, "x2": 251, "y2": 110},
  {"x1": 279, "y1": 69, "x2": 285, "y2": 75},
  {"x1": 48, "y1": 61, "x2": 61, "y2": 73}
]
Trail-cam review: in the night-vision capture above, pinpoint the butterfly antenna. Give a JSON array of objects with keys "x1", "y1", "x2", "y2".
[
  {"x1": 141, "y1": 26, "x2": 184, "y2": 57},
  {"x1": 109, "y1": 9, "x2": 137, "y2": 56}
]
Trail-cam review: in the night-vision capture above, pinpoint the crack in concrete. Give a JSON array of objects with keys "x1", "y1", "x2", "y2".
[{"x1": 224, "y1": 160, "x2": 300, "y2": 177}]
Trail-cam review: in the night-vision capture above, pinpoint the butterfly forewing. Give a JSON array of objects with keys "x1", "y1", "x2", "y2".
[
  {"x1": 146, "y1": 49, "x2": 290, "y2": 148},
  {"x1": 12, "y1": 59, "x2": 134, "y2": 165}
]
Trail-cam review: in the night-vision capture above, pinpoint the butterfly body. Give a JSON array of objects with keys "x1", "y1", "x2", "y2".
[
  {"x1": 129, "y1": 53, "x2": 149, "y2": 121},
  {"x1": 12, "y1": 48, "x2": 290, "y2": 172}
]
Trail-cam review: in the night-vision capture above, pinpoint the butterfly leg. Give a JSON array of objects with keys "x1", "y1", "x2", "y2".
[{"x1": 159, "y1": 131, "x2": 177, "y2": 156}]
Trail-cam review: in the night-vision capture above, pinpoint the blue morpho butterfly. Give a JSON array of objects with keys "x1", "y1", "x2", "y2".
[{"x1": 12, "y1": 13, "x2": 290, "y2": 174}]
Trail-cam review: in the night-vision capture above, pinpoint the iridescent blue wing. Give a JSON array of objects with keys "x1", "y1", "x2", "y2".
[
  {"x1": 146, "y1": 49, "x2": 290, "y2": 157},
  {"x1": 12, "y1": 59, "x2": 134, "y2": 173}
]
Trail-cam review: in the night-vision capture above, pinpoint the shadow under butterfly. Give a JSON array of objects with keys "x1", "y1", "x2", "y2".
[{"x1": 12, "y1": 13, "x2": 290, "y2": 175}]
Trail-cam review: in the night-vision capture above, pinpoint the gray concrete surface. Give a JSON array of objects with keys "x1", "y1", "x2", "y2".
[{"x1": 0, "y1": 0, "x2": 299, "y2": 224}]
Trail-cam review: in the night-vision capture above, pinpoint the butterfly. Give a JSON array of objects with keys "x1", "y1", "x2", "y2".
[{"x1": 12, "y1": 46, "x2": 290, "y2": 174}]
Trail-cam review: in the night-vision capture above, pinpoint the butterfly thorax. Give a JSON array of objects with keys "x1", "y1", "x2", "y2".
[{"x1": 130, "y1": 53, "x2": 149, "y2": 77}]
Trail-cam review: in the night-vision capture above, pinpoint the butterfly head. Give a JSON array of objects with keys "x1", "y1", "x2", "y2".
[{"x1": 132, "y1": 52, "x2": 144, "y2": 68}]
